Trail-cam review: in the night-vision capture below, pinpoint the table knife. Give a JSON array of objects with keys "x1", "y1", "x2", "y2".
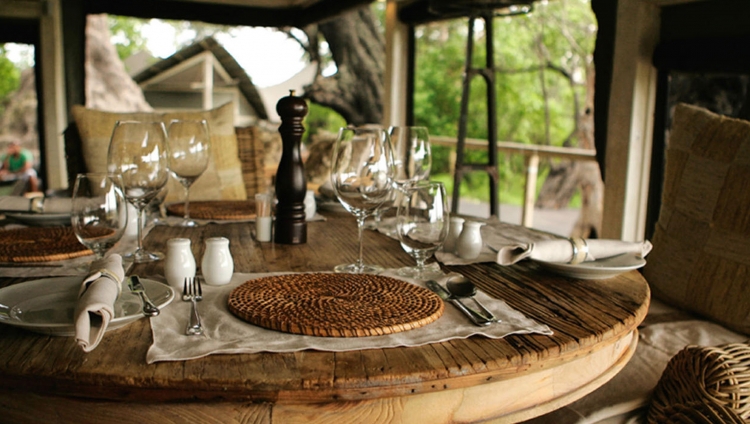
[
  {"x1": 128, "y1": 275, "x2": 160, "y2": 316},
  {"x1": 426, "y1": 280, "x2": 491, "y2": 326}
]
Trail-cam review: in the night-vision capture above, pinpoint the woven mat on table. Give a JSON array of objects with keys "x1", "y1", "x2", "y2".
[
  {"x1": 166, "y1": 200, "x2": 257, "y2": 220},
  {"x1": 0, "y1": 227, "x2": 92, "y2": 262},
  {"x1": 228, "y1": 273, "x2": 445, "y2": 337}
]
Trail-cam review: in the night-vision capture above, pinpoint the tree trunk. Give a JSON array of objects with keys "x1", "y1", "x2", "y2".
[
  {"x1": 303, "y1": 6, "x2": 384, "y2": 125},
  {"x1": 536, "y1": 67, "x2": 603, "y2": 238}
]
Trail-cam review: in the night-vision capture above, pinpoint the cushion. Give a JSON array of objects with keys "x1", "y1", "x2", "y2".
[
  {"x1": 235, "y1": 126, "x2": 268, "y2": 197},
  {"x1": 70, "y1": 102, "x2": 247, "y2": 202},
  {"x1": 643, "y1": 103, "x2": 750, "y2": 335}
]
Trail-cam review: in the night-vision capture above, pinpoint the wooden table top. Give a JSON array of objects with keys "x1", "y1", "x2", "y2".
[{"x1": 0, "y1": 212, "x2": 650, "y2": 423}]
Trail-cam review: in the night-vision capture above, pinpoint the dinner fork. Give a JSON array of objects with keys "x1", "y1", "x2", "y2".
[{"x1": 183, "y1": 277, "x2": 204, "y2": 336}]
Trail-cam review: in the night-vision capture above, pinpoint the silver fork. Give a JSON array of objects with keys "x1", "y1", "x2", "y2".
[{"x1": 183, "y1": 277, "x2": 204, "y2": 336}]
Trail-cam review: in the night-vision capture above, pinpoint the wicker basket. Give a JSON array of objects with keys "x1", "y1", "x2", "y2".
[{"x1": 648, "y1": 342, "x2": 750, "y2": 423}]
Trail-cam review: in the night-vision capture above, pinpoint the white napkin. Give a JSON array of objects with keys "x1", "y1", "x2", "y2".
[
  {"x1": 0, "y1": 196, "x2": 33, "y2": 212},
  {"x1": 146, "y1": 271, "x2": 553, "y2": 363},
  {"x1": 73, "y1": 254, "x2": 125, "y2": 352},
  {"x1": 42, "y1": 197, "x2": 72, "y2": 213},
  {"x1": 0, "y1": 196, "x2": 71, "y2": 213},
  {"x1": 495, "y1": 239, "x2": 653, "y2": 265}
]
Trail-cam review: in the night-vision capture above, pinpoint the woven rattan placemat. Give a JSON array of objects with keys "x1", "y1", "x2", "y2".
[
  {"x1": 228, "y1": 273, "x2": 445, "y2": 337},
  {"x1": 166, "y1": 200, "x2": 257, "y2": 220},
  {"x1": 0, "y1": 227, "x2": 92, "y2": 262}
]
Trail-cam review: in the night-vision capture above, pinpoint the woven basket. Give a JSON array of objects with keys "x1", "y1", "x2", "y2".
[
  {"x1": 235, "y1": 126, "x2": 267, "y2": 197},
  {"x1": 654, "y1": 401, "x2": 745, "y2": 424},
  {"x1": 648, "y1": 342, "x2": 750, "y2": 423}
]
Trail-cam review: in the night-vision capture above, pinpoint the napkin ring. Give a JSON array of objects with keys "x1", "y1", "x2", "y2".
[{"x1": 568, "y1": 238, "x2": 589, "y2": 265}]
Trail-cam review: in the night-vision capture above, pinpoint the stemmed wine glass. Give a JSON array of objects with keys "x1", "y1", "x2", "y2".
[
  {"x1": 71, "y1": 173, "x2": 128, "y2": 260},
  {"x1": 167, "y1": 119, "x2": 210, "y2": 227},
  {"x1": 388, "y1": 126, "x2": 432, "y2": 190},
  {"x1": 367, "y1": 126, "x2": 433, "y2": 233},
  {"x1": 395, "y1": 181, "x2": 449, "y2": 279},
  {"x1": 331, "y1": 126, "x2": 394, "y2": 273},
  {"x1": 107, "y1": 120, "x2": 170, "y2": 263}
]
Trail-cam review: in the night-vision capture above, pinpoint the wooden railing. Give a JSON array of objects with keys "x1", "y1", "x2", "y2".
[{"x1": 430, "y1": 135, "x2": 597, "y2": 227}]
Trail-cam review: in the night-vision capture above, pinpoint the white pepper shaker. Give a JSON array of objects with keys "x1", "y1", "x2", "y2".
[
  {"x1": 443, "y1": 217, "x2": 465, "y2": 254},
  {"x1": 164, "y1": 238, "x2": 196, "y2": 292},
  {"x1": 456, "y1": 221, "x2": 485, "y2": 260},
  {"x1": 201, "y1": 237, "x2": 234, "y2": 286}
]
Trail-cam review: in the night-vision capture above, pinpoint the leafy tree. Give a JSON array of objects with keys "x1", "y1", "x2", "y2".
[
  {"x1": 109, "y1": 16, "x2": 150, "y2": 61},
  {"x1": 0, "y1": 45, "x2": 21, "y2": 115}
]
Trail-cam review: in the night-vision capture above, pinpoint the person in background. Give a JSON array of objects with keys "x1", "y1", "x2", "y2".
[{"x1": 0, "y1": 141, "x2": 39, "y2": 192}]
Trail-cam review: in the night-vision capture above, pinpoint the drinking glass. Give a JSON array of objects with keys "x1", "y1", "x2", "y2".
[
  {"x1": 331, "y1": 126, "x2": 394, "y2": 273},
  {"x1": 368, "y1": 126, "x2": 433, "y2": 231},
  {"x1": 107, "y1": 120, "x2": 170, "y2": 263},
  {"x1": 167, "y1": 119, "x2": 210, "y2": 227},
  {"x1": 395, "y1": 181, "x2": 449, "y2": 279},
  {"x1": 71, "y1": 173, "x2": 128, "y2": 260},
  {"x1": 388, "y1": 126, "x2": 432, "y2": 190}
]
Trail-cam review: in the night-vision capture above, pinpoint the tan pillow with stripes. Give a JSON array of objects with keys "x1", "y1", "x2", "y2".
[
  {"x1": 71, "y1": 102, "x2": 247, "y2": 202},
  {"x1": 643, "y1": 103, "x2": 750, "y2": 335}
]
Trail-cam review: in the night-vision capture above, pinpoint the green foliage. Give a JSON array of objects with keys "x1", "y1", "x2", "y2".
[
  {"x1": 414, "y1": 0, "x2": 596, "y2": 205},
  {"x1": 303, "y1": 102, "x2": 346, "y2": 144},
  {"x1": 109, "y1": 16, "x2": 150, "y2": 61},
  {"x1": 0, "y1": 46, "x2": 21, "y2": 115}
]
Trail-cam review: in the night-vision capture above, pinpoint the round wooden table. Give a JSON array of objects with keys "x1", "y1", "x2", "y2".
[{"x1": 0, "y1": 216, "x2": 650, "y2": 423}]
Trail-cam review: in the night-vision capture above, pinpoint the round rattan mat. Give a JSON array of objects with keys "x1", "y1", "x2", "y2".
[
  {"x1": 0, "y1": 227, "x2": 92, "y2": 262},
  {"x1": 228, "y1": 273, "x2": 445, "y2": 337},
  {"x1": 166, "y1": 200, "x2": 257, "y2": 220}
]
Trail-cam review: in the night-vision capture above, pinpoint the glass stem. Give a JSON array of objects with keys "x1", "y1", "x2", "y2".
[
  {"x1": 136, "y1": 206, "x2": 145, "y2": 253},
  {"x1": 356, "y1": 214, "x2": 366, "y2": 269},
  {"x1": 183, "y1": 185, "x2": 190, "y2": 220}
]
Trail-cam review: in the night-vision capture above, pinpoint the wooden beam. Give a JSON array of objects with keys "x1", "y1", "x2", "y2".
[{"x1": 600, "y1": 0, "x2": 659, "y2": 241}]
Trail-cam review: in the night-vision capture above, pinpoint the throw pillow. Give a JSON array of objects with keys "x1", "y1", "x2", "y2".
[
  {"x1": 71, "y1": 102, "x2": 247, "y2": 202},
  {"x1": 643, "y1": 103, "x2": 750, "y2": 335}
]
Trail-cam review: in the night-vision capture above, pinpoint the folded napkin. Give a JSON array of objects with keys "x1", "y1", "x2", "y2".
[
  {"x1": 74, "y1": 254, "x2": 125, "y2": 352},
  {"x1": 41, "y1": 197, "x2": 72, "y2": 213},
  {"x1": 0, "y1": 196, "x2": 71, "y2": 213},
  {"x1": 495, "y1": 238, "x2": 653, "y2": 265}
]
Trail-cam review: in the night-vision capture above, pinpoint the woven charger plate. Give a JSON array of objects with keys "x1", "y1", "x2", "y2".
[
  {"x1": 228, "y1": 273, "x2": 445, "y2": 337},
  {"x1": 166, "y1": 200, "x2": 257, "y2": 220},
  {"x1": 0, "y1": 227, "x2": 92, "y2": 262}
]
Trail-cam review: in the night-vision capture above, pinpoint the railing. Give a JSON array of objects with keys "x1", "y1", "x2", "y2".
[{"x1": 430, "y1": 135, "x2": 597, "y2": 227}]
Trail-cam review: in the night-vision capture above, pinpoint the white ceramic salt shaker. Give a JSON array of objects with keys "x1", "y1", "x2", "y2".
[
  {"x1": 456, "y1": 221, "x2": 485, "y2": 260},
  {"x1": 304, "y1": 189, "x2": 317, "y2": 221},
  {"x1": 201, "y1": 237, "x2": 234, "y2": 286},
  {"x1": 164, "y1": 238, "x2": 196, "y2": 292},
  {"x1": 443, "y1": 216, "x2": 465, "y2": 254}
]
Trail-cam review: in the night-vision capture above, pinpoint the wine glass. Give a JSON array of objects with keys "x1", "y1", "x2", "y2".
[
  {"x1": 388, "y1": 126, "x2": 432, "y2": 190},
  {"x1": 71, "y1": 173, "x2": 128, "y2": 260},
  {"x1": 395, "y1": 181, "x2": 449, "y2": 279},
  {"x1": 367, "y1": 126, "x2": 432, "y2": 233},
  {"x1": 107, "y1": 120, "x2": 170, "y2": 263},
  {"x1": 330, "y1": 126, "x2": 394, "y2": 273},
  {"x1": 167, "y1": 119, "x2": 210, "y2": 227}
]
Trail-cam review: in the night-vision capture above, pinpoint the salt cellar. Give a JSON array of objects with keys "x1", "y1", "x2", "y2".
[
  {"x1": 164, "y1": 238, "x2": 196, "y2": 292},
  {"x1": 456, "y1": 221, "x2": 485, "y2": 260},
  {"x1": 201, "y1": 237, "x2": 234, "y2": 286}
]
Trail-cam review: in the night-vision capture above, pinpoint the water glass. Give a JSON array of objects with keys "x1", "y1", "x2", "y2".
[
  {"x1": 396, "y1": 181, "x2": 449, "y2": 279},
  {"x1": 71, "y1": 173, "x2": 128, "y2": 259}
]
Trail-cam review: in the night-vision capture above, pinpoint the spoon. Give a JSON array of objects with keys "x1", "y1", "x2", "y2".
[{"x1": 446, "y1": 276, "x2": 497, "y2": 322}]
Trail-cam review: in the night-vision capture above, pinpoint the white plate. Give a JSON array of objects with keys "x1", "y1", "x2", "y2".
[
  {"x1": 533, "y1": 253, "x2": 646, "y2": 280},
  {"x1": 0, "y1": 276, "x2": 174, "y2": 336},
  {"x1": 6, "y1": 212, "x2": 71, "y2": 227}
]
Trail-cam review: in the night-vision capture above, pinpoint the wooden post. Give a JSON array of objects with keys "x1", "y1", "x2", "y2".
[{"x1": 522, "y1": 154, "x2": 539, "y2": 228}]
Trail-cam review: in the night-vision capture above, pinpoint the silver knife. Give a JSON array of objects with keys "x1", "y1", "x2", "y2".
[
  {"x1": 426, "y1": 280, "x2": 491, "y2": 326},
  {"x1": 128, "y1": 276, "x2": 160, "y2": 316}
]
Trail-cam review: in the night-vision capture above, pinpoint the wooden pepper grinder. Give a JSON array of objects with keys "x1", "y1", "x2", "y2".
[{"x1": 274, "y1": 90, "x2": 308, "y2": 244}]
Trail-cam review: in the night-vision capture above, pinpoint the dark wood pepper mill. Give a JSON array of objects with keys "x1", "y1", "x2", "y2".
[{"x1": 274, "y1": 90, "x2": 308, "y2": 244}]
